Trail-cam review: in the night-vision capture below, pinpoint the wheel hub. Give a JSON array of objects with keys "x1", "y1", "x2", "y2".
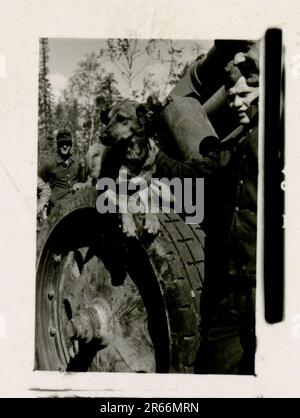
[{"x1": 66, "y1": 297, "x2": 115, "y2": 353}]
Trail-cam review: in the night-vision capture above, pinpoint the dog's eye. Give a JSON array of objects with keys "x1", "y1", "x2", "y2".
[{"x1": 116, "y1": 114, "x2": 128, "y2": 123}]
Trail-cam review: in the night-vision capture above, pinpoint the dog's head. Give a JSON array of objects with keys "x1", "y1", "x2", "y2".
[
  {"x1": 100, "y1": 100, "x2": 141, "y2": 147},
  {"x1": 99, "y1": 98, "x2": 162, "y2": 147}
]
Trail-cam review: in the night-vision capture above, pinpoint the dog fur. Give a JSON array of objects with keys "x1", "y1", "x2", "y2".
[
  {"x1": 99, "y1": 99, "x2": 162, "y2": 237},
  {"x1": 85, "y1": 142, "x2": 106, "y2": 186}
]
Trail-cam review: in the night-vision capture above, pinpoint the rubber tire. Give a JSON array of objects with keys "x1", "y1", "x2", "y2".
[{"x1": 36, "y1": 187, "x2": 205, "y2": 373}]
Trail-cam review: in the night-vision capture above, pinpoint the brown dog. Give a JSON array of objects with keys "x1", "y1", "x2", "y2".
[{"x1": 99, "y1": 99, "x2": 162, "y2": 237}]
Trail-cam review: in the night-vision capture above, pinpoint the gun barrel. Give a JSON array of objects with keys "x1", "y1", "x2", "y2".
[{"x1": 169, "y1": 40, "x2": 251, "y2": 103}]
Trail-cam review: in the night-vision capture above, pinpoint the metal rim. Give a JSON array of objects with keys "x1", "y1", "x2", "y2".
[{"x1": 36, "y1": 209, "x2": 171, "y2": 373}]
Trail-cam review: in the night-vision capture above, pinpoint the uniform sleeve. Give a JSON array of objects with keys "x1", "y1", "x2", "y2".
[
  {"x1": 155, "y1": 149, "x2": 219, "y2": 180},
  {"x1": 38, "y1": 161, "x2": 50, "y2": 183},
  {"x1": 37, "y1": 177, "x2": 51, "y2": 211}
]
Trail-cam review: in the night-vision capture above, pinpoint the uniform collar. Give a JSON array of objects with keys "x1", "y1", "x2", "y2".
[
  {"x1": 56, "y1": 153, "x2": 74, "y2": 165},
  {"x1": 220, "y1": 107, "x2": 258, "y2": 150}
]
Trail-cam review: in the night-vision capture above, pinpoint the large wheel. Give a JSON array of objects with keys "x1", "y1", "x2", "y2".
[{"x1": 35, "y1": 187, "x2": 205, "y2": 373}]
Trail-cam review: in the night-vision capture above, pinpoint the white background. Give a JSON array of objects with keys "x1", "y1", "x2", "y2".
[{"x1": 0, "y1": 0, "x2": 299, "y2": 398}]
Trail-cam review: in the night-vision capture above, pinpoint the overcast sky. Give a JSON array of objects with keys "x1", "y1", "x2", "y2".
[{"x1": 48, "y1": 38, "x2": 214, "y2": 101}]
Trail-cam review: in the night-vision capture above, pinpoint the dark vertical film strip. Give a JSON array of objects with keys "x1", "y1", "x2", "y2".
[{"x1": 264, "y1": 28, "x2": 285, "y2": 323}]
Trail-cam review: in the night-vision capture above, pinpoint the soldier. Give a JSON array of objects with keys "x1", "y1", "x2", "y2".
[
  {"x1": 194, "y1": 61, "x2": 259, "y2": 374},
  {"x1": 38, "y1": 129, "x2": 87, "y2": 206},
  {"x1": 155, "y1": 45, "x2": 259, "y2": 374}
]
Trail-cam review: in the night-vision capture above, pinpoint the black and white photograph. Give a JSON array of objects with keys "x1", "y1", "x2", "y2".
[
  {"x1": 0, "y1": 0, "x2": 298, "y2": 399},
  {"x1": 36, "y1": 37, "x2": 259, "y2": 375}
]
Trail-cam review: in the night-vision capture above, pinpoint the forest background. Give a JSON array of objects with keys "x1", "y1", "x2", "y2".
[{"x1": 38, "y1": 38, "x2": 212, "y2": 163}]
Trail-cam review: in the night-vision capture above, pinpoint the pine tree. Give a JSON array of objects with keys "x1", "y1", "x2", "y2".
[
  {"x1": 38, "y1": 38, "x2": 54, "y2": 158},
  {"x1": 52, "y1": 54, "x2": 122, "y2": 156}
]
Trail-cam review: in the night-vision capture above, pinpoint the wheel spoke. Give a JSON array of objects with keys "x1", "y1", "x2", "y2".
[{"x1": 48, "y1": 247, "x2": 155, "y2": 372}]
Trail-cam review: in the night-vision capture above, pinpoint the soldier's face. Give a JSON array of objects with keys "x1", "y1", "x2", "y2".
[
  {"x1": 58, "y1": 142, "x2": 72, "y2": 156},
  {"x1": 227, "y1": 76, "x2": 259, "y2": 124}
]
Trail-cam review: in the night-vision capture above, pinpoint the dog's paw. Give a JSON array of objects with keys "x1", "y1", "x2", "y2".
[
  {"x1": 122, "y1": 213, "x2": 137, "y2": 237},
  {"x1": 144, "y1": 214, "x2": 160, "y2": 235}
]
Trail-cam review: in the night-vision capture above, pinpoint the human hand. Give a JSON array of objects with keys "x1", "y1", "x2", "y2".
[
  {"x1": 148, "y1": 137, "x2": 160, "y2": 158},
  {"x1": 72, "y1": 182, "x2": 86, "y2": 192},
  {"x1": 42, "y1": 207, "x2": 48, "y2": 220}
]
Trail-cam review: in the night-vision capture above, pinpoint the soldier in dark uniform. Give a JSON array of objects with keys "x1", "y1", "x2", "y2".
[{"x1": 155, "y1": 48, "x2": 259, "y2": 374}]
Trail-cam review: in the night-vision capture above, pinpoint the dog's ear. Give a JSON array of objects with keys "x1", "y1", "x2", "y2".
[
  {"x1": 100, "y1": 109, "x2": 110, "y2": 126},
  {"x1": 136, "y1": 103, "x2": 154, "y2": 127},
  {"x1": 146, "y1": 94, "x2": 163, "y2": 111},
  {"x1": 139, "y1": 95, "x2": 164, "y2": 120}
]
